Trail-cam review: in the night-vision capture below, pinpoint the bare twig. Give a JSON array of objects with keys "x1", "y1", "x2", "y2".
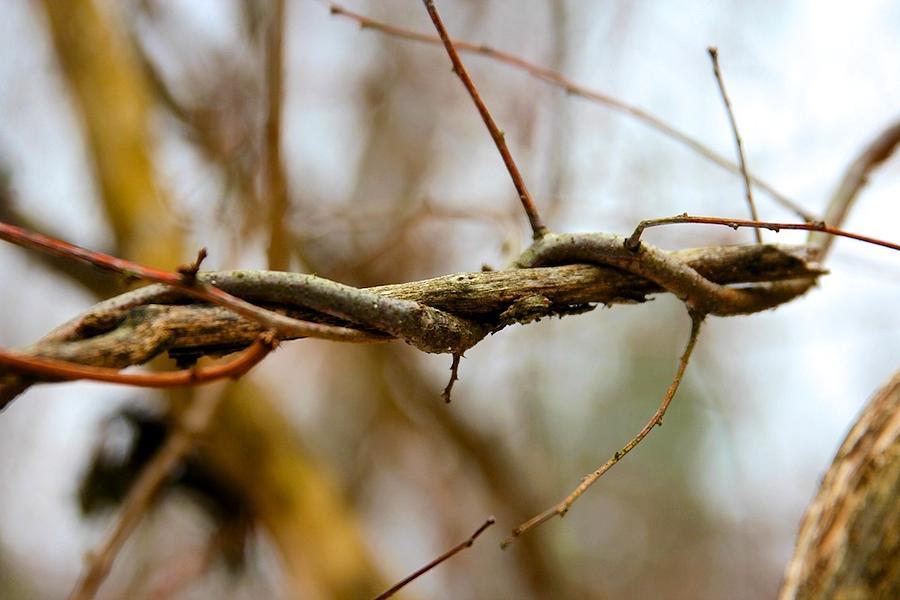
[
  {"x1": 328, "y1": 2, "x2": 814, "y2": 222},
  {"x1": 440, "y1": 353, "x2": 462, "y2": 403},
  {"x1": 419, "y1": 0, "x2": 549, "y2": 239},
  {"x1": 708, "y1": 47, "x2": 762, "y2": 243},
  {"x1": 626, "y1": 213, "x2": 900, "y2": 253},
  {"x1": 374, "y1": 516, "x2": 495, "y2": 599},
  {"x1": 502, "y1": 312, "x2": 703, "y2": 548},
  {"x1": 68, "y1": 386, "x2": 232, "y2": 600},
  {"x1": 0, "y1": 335, "x2": 274, "y2": 387}
]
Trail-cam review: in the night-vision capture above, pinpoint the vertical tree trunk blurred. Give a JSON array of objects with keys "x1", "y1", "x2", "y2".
[{"x1": 39, "y1": 1, "x2": 385, "y2": 597}]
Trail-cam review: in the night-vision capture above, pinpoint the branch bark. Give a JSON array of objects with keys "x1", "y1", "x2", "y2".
[
  {"x1": 780, "y1": 370, "x2": 900, "y2": 599},
  {"x1": 0, "y1": 242, "x2": 822, "y2": 407}
]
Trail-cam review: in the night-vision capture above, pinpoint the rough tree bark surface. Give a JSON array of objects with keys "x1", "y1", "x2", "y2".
[{"x1": 780, "y1": 370, "x2": 900, "y2": 600}]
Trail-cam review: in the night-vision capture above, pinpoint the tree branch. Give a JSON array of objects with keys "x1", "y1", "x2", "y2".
[{"x1": 0, "y1": 242, "x2": 823, "y2": 408}]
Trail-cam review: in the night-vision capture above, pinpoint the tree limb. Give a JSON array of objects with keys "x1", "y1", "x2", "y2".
[{"x1": 0, "y1": 242, "x2": 822, "y2": 407}]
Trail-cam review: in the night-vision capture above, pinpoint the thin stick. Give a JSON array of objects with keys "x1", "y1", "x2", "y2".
[
  {"x1": 0, "y1": 220, "x2": 371, "y2": 343},
  {"x1": 626, "y1": 213, "x2": 900, "y2": 253},
  {"x1": 708, "y1": 47, "x2": 761, "y2": 243},
  {"x1": 440, "y1": 353, "x2": 462, "y2": 403},
  {"x1": 328, "y1": 2, "x2": 814, "y2": 222},
  {"x1": 374, "y1": 516, "x2": 496, "y2": 600},
  {"x1": 68, "y1": 386, "x2": 231, "y2": 600},
  {"x1": 0, "y1": 335, "x2": 275, "y2": 387},
  {"x1": 419, "y1": 0, "x2": 548, "y2": 239},
  {"x1": 502, "y1": 313, "x2": 703, "y2": 548}
]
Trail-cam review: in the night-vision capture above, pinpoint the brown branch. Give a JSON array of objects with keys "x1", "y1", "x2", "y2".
[
  {"x1": 264, "y1": 0, "x2": 292, "y2": 270},
  {"x1": 0, "y1": 335, "x2": 274, "y2": 388},
  {"x1": 626, "y1": 214, "x2": 900, "y2": 253},
  {"x1": 419, "y1": 0, "x2": 549, "y2": 239},
  {"x1": 708, "y1": 47, "x2": 762, "y2": 242},
  {"x1": 328, "y1": 2, "x2": 814, "y2": 222},
  {"x1": 374, "y1": 516, "x2": 495, "y2": 600},
  {"x1": 0, "y1": 243, "x2": 823, "y2": 407},
  {"x1": 68, "y1": 385, "x2": 232, "y2": 600},
  {"x1": 0, "y1": 220, "x2": 391, "y2": 344},
  {"x1": 502, "y1": 311, "x2": 703, "y2": 548}
]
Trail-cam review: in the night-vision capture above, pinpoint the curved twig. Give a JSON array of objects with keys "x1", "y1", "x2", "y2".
[
  {"x1": 0, "y1": 335, "x2": 275, "y2": 388},
  {"x1": 627, "y1": 214, "x2": 900, "y2": 254},
  {"x1": 502, "y1": 310, "x2": 704, "y2": 548},
  {"x1": 375, "y1": 517, "x2": 495, "y2": 599}
]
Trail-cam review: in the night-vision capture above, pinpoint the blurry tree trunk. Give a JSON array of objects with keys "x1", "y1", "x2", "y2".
[
  {"x1": 780, "y1": 370, "x2": 900, "y2": 599},
  {"x1": 40, "y1": 0, "x2": 183, "y2": 266},
  {"x1": 40, "y1": 1, "x2": 384, "y2": 597}
]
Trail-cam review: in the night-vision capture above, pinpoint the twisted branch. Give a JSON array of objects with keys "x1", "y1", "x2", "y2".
[{"x1": 0, "y1": 234, "x2": 823, "y2": 408}]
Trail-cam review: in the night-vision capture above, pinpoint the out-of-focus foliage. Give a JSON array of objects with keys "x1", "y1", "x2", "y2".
[{"x1": 0, "y1": 1, "x2": 899, "y2": 599}]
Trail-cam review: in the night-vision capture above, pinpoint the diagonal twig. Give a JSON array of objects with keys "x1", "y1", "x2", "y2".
[
  {"x1": 502, "y1": 311, "x2": 704, "y2": 548},
  {"x1": 0, "y1": 221, "x2": 371, "y2": 343},
  {"x1": 419, "y1": 0, "x2": 548, "y2": 239},
  {"x1": 708, "y1": 47, "x2": 762, "y2": 243},
  {"x1": 68, "y1": 385, "x2": 233, "y2": 600},
  {"x1": 374, "y1": 516, "x2": 495, "y2": 599}
]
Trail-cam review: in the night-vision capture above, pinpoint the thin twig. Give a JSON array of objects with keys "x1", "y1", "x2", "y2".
[
  {"x1": 502, "y1": 312, "x2": 703, "y2": 548},
  {"x1": 419, "y1": 0, "x2": 549, "y2": 239},
  {"x1": 708, "y1": 47, "x2": 761, "y2": 243},
  {"x1": 626, "y1": 213, "x2": 900, "y2": 253},
  {"x1": 440, "y1": 353, "x2": 462, "y2": 403},
  {"x1": 328, "y1": 2, "x2": 814, "y2": 222},
  {"x1": 374, "y1": 516, "x2": 495, "y2": 600},
  {"x1": 0, "y1": 335, "x2": 275, "y2": 387},
  {"x1": 68, "y1": 385, "x2": 233, "y2": 600}
]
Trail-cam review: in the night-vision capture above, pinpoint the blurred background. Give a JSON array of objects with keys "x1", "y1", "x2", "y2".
[{"x1": 1, "y1": 0, "x2": 899, "y2": 598}]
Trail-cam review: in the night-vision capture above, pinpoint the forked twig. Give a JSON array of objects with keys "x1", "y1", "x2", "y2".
[
  {"x1": 328, "y1": 2, "x2": 814, "y2": 222},
  {"x1": 420, "y1": 0, "x2": 548, "y2": 239},
  {"x1": 708, "y1": 47, "x2": 762, "y2": 243},
  {"x1": 626, "y1": 214, "x2": 900, "y2": 253},
  {"x1": 374, "y1": 516, "x2": 495, "y2": 599},
  {"x1": 68, "y1": 384, "x2": 234, "y2": 600},
  {"x1": 502, "y1": 312, "x2": 703, "y2": 548}
]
